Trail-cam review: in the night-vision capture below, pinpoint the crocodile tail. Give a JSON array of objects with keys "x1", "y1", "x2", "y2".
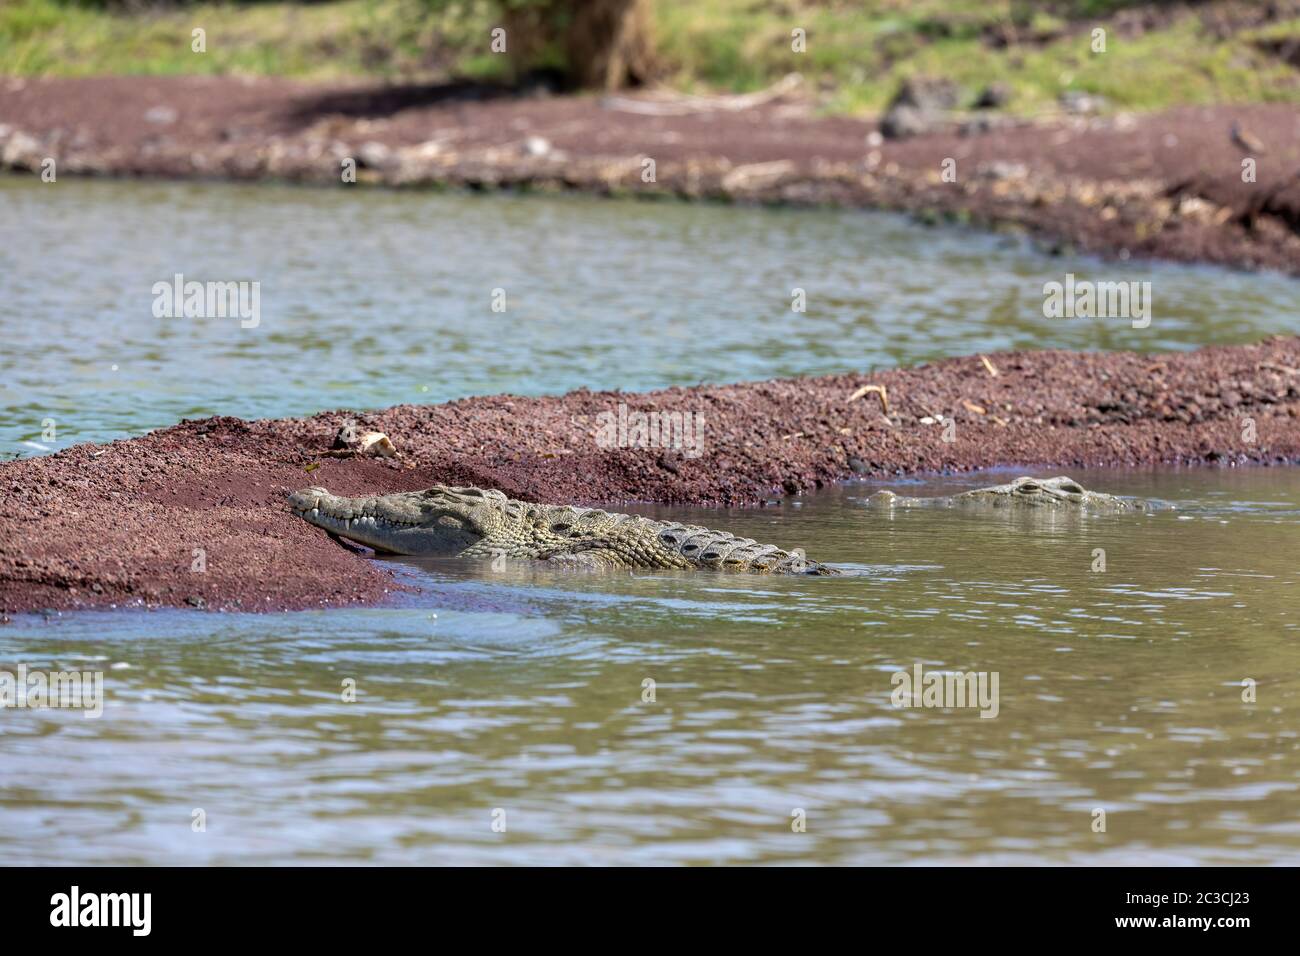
[{"x1": 653, "y1": 523, "x2": 836, "y2": 574}]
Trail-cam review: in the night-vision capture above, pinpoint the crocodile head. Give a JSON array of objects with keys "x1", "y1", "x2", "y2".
[
  {"x1": 960, "y1": 476, "x2": 1091, "y2": 505},
  {"x1": 868, "y1": 475, "x2": 1154, "y2": 512},
  {"x1": 288, "y1": 485, "x2": 510, "y2": 555}
]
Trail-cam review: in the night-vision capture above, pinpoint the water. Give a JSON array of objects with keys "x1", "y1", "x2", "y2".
[
  {"x1": 1, "y1": 177, "x2": 1296, "y2": 451},
  {"x1": 2, "y1": 467, "x2": 1298, "y2": 864},
  {"x1": 1, "y1": 177, "x2": 1298, "y2": 864}
]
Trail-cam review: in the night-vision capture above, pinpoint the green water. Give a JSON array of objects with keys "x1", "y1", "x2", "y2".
[
  {"x1": 1, "y1": 177, "x2": 1298, "y2": 864},
  {"x1": 2, "y1": 468, "x2": 1298, "y2": 864},
  {"x1": 1, "y1": 177, "x2": 1297, "y2": 451}
]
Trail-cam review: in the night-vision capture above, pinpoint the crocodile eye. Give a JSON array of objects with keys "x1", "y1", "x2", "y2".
[{"x1": 1018, "y1": 482, "x2": 1039, "y2": 493}]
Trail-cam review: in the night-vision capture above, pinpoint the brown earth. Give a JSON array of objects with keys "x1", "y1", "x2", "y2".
[
  {"x1": 2, "y1": 339, "x2": 1298, "y2": 615},
  {"x1": 2, "y1": 75, "x2": 1299, "y2": 273}
]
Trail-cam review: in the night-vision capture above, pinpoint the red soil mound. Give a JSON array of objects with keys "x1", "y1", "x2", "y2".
[{"x1": 2, "y1": 339, "x2": 1297, "y2": 614}]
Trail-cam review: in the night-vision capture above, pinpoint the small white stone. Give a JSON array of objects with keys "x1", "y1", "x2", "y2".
[
  {"x1": 357, "y1": 141, "x2": 392, "y2": 167},
  {"x1": 522, "y1": 136, "x2": 552, "y2": 157},
  {"x1": 144, "y1": 106, "x2": 178, "y2": 125}
]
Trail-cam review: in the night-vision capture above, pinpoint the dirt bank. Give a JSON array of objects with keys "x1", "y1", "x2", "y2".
[
  {"x1": 1, "y1": 339, "x2": 1297, "y2": 615},
  {"x1": 2, "y1": 75, "x2": 1299, "y2": 274}
]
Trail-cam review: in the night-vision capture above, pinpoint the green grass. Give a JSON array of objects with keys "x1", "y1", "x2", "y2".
[
  {"x1": 2, "y1": 0, "x2": 1298, "y2": 114},
  {"x1": 653, "y1": 0, "x2": 1300, "y2": 113},
  {"x1": 0, "y1": 0, "x2": 496, "y2": 79}
]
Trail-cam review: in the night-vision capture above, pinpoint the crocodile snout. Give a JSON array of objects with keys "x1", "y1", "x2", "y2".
[{"x1": 289, "y1": 487, "x2": 329, "y2": 514}]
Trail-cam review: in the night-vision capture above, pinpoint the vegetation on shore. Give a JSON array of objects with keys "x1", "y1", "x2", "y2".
[{"x1": 1, "y1": 0, "x2": 1298, "y2": 114}]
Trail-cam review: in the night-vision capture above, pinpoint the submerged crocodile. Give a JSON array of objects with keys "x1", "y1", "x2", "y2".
[
  {"x1": 289, "y1": 477, "x2": 1158, "y2": 576},
  {"x1": 865, "y1": 475, "x2": 1162, "y2": 511},
  {"x1": 289, "y1": 485, "x2": 838, "y2": 574}
]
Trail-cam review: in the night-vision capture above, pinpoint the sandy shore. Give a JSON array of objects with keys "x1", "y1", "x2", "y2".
[
  {"x1": 1, "y1": 338, "x2": 1297, "y2": 615},
  {"x1": 2, "y1": 75, "x2": 1299, "y2": 274}
]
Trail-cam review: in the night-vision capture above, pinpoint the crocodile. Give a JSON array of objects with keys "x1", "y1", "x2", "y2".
[
  {"x1": 289, "y1": 485, "x2": 838, "y2": 574},
  {"x1": 288, "y1": 477, "x2": 1157, "y2": 576},
  {"x1": 865, "y1": 475, "x2": 1162, "y2": 511}
]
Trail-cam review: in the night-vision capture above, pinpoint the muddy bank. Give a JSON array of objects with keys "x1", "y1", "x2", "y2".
[
  {"x1": 1, "y1": 339, "x2": 1297, "y2": 614},
  {"x1": 2, "y1": 75, "x2": 1299, "y2": 274}
]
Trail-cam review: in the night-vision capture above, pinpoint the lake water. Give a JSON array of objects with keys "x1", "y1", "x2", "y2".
[
  {"x1": 1, "y1": 177, "x2": 1298, "y2": 864},
  {"x1": 1, "y1": 177, "x2": 1296, "y2": 451}
]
